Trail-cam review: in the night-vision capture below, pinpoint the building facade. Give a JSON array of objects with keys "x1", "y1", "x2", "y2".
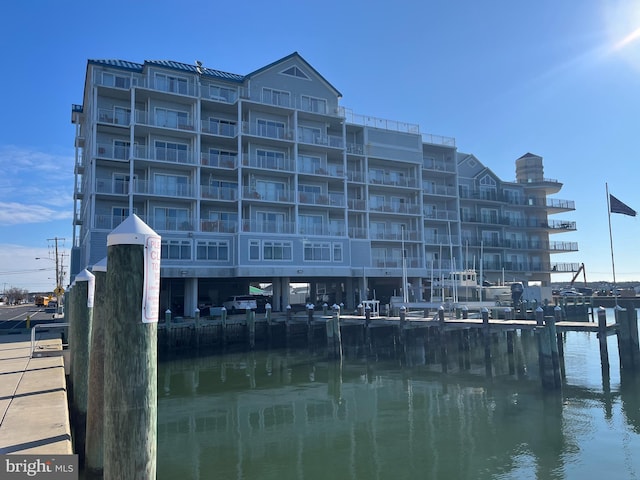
[{"x1": 70, "y1": 52, "x2": 577, "y2": 316}]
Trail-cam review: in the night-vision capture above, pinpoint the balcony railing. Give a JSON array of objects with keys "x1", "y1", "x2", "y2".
[
  {"x1": 97, "y1": 108, "x2": 130, "y2": 126},
  {"x1": 545, "y1": 220, "x2": 577, "y2": 231},
  {"x1": 201, "y1": 152, "x2": 237, "y2": 168},
  {"x1": 422, "y1": 158, "x2": 455, "y2": 172},
  {"x1": 424, "y1": 234, "x2": 460, "y2": 245},
  {"x1": 368, "y1": 174, "x2": 418, "y2": 188},
  {"x1": 546, "y1": 198, "x2": 575, "y2": 210},
  {"x1": 200, "y1": 219, "x2": 238, "y2": 233},
  {"x1": 423, "y1": 185, "x2": 457, "y2": 196},
  {"x1": 298, "y1": 224, "x2": 346, "y2": 236},
  {"x1": 96, "y1": 143, "x2": 129, "y2": 160},
  {"x1": 424, "y1": 210, "x2": 458, "y2": 221},
  {"x1": 298, "y1": 191, "x2": 345, "y2": 207},
  {"x1": 348, "y1": 227, "x2": 368, "y2": 239},
  {"x1": 201, "y1": 120, "x2": 238, "y2": 137},
  {"x1": 134, "y1": 110, "x2": 196, "y2": 132},
  {"x1": 242, "y1": 154, "x2": 295, "y2": 172},
  {"x1": 200, "y1": 185, "x2": 238, "y2": 201},
  {"x1": 370, "y1": 202, "x2": 421, "y2": 215},
  {"x1": 298, "y1": 132, "x2": 344, "y2": 149},
  {"x1": 242, "y1": 188, "x2": 295, "y2": 203},
  {"x1": 134, "y1": 180, "x2": 194, "y2": 198},
  {"x1": 242, "y1": 122, "x2": 293, "y2": 141},
  {"x1": 95, "y1": 177, "x2": 129, "y2": 195},
  {"x1": 95, "y1": 215, "x2": 127, "y2": 230},
  {"x1": 371, "y1": 257, "x2": 422, "y2": 269},
  {"x1": 370, "y1": 229, "x2": 420, "y2": 241},
  {"x1": 241, "y1": 219, "x2": 296, "y2": 234}
]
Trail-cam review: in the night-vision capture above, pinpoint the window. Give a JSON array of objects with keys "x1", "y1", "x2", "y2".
[
  {"x1": 262, "y1": 88, "x2": 290, "y2": 107},
  {"x1": 208, "y1": 118, "x2": 236, "y2": 136},
  {"x1": 155, "y1": 108, "x2": 189, "y2": 129},
  {"x1": 155, "y1": 141, "x2": 189, "y2": 163},
  {"x1": 300, "y1": 215, "x2": 323, "y2": 235},
  {"x1": 204, "y1": 148, "x2": 236, "y2": 168},
  {"x1": 281, "y1": 66, "x2": 309, "y2": 79},
  {"x1": 249, "y1": 240, "x2": 260, "y2": 260},
  {"x1": 257, "y1": 119, "x2": 285, "y2": 139},
  {"x1": 154, "y1": 207, "x2": 190, "y2": 230},
  {"x1": 256, "y1": 149, "x2": 285, "y2": 169},
  {"x1": 256, "y1": 181, "x2": 285, "y2": 202},
  {"x1": 333, "y1": 243, "x2": 343, "y2": 262},
  {"x1": 154, "y1": 173, "x2": 189, "y2": 196},
  {"x1": 209, "y1": 85, "x2": 236, "y2": 102},
  {"x1": 113, "y1": 172, "x2": 135, "y2": 194},
  {"x1": 206, "y1": 178, "x2": 237, "y2": 200},
  {"x1": 298, "y1": 125, "x2": 322, "y2": 144},
  {"x1": 110, "y1": 207, "x2": 132, "y2": 229},
  {"x1": 161, "y1": 239, "x2": 191, "y2": 260},
  {"x1": 256, "y1": 211, "x2": 285, "y2": 232},
  {"x1": 102, "y1": 72, "x2": 130, "y2": 89},
  {"x1": 113, "y1": 140, "x2": 130, "y2": 160},
  {"x1": 196, "y1": 240, "x2": 229, "y2": 261},
  {"x1": 304, "y1": 242, "x2": 331, "y2": 261},
  {"x1": 263, "y1": 241, "x2": 292, "y2": 260},
  {"x1": 155, "y1": 73, "x2": 188, "y2": 95},
  {"x1": 298, "y1": 155, "x2": 321, "y2": 174},
  {"x1": 113, "y1": 106, "x2": 131, "y2": 125},
  {"x1": 300, "y1": 95, "x2": 326, "y2": 114}
]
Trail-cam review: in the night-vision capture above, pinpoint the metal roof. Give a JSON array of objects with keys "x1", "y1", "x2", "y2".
[{"x1": 88, "y1": 58, "x2": 245, "y2": 82}]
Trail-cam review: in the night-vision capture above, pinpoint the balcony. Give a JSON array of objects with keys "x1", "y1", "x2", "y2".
[
  {"x1": 424, "y1": 210, "x2": 458, "y2": 221},
  {"x1": 134, "y1": 180, "x2": 194, "y2": 198},
  {"x1": 422, "y1": 158, "x2": 455, "y2": 172},
  {"x1": 545, "y1": 220, "x2": 577, "y2": 231},
  {"x1": 201, "y1": 120, "x2": 238, "y2": 137},
  {"x1": 201, "y1": 185, "x2": 238, "y2": 201},
  {"x1": 96, "y1": 143, "x2": 129, "y2": 161},
  {"x1": 368, "y1": 174, "x2": 418, "y2": 189},
  {"x1": 242, "y1": 187, "x2": 294, "y2": 203},
  {"x1": 423, "y1": 185, "x2": 457, "y2": 197},
  {"x1": 424, "y1": 234, "x2": 460, "y2": 245},
  {"x1": 370, "y1": 201, "x2": 420, "y2": 215},
  {"x1": 200, "y1": 219, "x2": 238, "y2": 233},
  {"x1": 132, "y1": 145, "x2": 195, "y2": 165},
  {"x1": 134, "y1": 110, "x2": 196, "y2": 132},
  {"x1": 549, "y1": 241, "x2": 579, "y2": 252},
  {"x1": 98, "y1": 108, "x2": 130, "y2": 126},
  {"x1": 139, "y1": 215, "x2": 194, "y2": 232},
  {"x1": 201, "y1": 152, "x2": 237, "y2": 169},
  {"x1": 241, "y1": 219, "x2": 296, "y2": 234},
  {"x1": 298, "y1": 132, "x2": 344, "y2": 149},
  {"x1": 370, "y1": 229, "x2": 420, "y2": 241},
  {"x1": 242, "y1": 154, "x2": 295, "y2": 172},
  {"x1": 298, "y1": 191, "x2": 345, "y2": 207},
  {"x1": 298, "y1": 224, "x2": 346, "y2": 236},
  {"x1": 242, "y1": 122, "x2": 293, "y2": 141},
  {"x1": 371, "y1": 257, "x2": 422, "y2": 269},
  {"x1": 95, "y1": 177, "x2": 129, "y2": 195}
]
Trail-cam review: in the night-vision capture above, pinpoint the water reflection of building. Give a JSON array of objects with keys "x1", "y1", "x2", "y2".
[{"x1": 157, "y1": 340, "x2": 577, "y2": 479}]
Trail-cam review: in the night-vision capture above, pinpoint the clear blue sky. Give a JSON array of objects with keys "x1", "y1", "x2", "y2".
[{"x1": 1, "y1": 0, "x2": 639, "y2": 292}]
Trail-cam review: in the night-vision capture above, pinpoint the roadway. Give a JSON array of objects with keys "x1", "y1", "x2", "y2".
[{"x1": 0, "y1": 304, "x2": 62, "y2": 331}]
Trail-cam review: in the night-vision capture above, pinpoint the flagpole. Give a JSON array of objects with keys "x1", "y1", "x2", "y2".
[{"x1": 605, "y1": 183, "x2": 619, "y2": 308}]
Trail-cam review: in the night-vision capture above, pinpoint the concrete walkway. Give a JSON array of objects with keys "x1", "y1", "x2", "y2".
[{"x1": 0, "y1": 333, "x2": 73, "y2": 454}]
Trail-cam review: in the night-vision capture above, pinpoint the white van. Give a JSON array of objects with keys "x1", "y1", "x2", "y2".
[{"x1": 222, "y1": 295, "x2": 257, "y2": 313}]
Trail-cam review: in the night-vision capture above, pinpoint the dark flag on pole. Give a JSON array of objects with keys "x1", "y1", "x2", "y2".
[{"x1": 610, "y1": 194, "x2": 637, "y2": 217}]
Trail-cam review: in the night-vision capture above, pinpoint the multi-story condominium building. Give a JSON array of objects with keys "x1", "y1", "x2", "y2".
[{"x1": 70, "y1": 52, "x2": 577, "y2": 316}]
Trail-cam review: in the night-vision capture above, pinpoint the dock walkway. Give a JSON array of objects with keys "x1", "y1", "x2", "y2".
[{"x1": 0, "y1": 333, "x2": 72, "y2": 454}]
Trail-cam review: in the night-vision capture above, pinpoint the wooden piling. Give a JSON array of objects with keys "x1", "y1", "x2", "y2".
[
  {"x1": 70, "y1": 268, "x2": 95, "y2": 464},
  {"x1": 103, "y1": 215, "x2": 159, "y2": 480},
  {"x1": 481, "y1": 308, "x2": 491, "y2": 377},
  {"x1": 85, "y1": 258, "x2": 106, "y2": 476},
  {"x1": 326, "y1": 305, "x2": 342, "y2": 359},
  {"x1": 247, "y1": 309, "x2": 255, "y2": 348},
  {"x1": 597, "y1": 307, "x2": 610, "y2": 380}
]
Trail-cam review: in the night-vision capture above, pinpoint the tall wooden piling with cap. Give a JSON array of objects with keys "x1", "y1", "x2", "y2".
[
  {"x1": 103, "y1": 215, "x2": 160, "y2": 480},
  {"x1": 70, "y1": 268, "x2": 95, "y2": 463},
  {"x1": 85, "y1": 257, "x2": 107, "y2": 476}
]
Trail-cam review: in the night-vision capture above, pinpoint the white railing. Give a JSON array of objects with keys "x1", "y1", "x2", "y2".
[{"x1": 31, "y1": 323, "x2": 68, "y2": 358}]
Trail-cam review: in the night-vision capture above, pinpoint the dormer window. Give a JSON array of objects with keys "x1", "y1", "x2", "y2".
[{"x1": 281, "y1": 66, "x2": 309, "y2": 80}]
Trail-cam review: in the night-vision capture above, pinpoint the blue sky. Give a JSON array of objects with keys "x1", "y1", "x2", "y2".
[{"x1": 1, "y1": 0, "x2": 639, "y2": 292}]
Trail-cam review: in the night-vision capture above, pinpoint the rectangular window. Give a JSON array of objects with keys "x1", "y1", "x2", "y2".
[
  {"x1": 102, "y1": 72, "x2": 130, "y2": 89},
  {"x1": 155, "y1": 141, "x2": 189, "y2": 163},
  {"x1": 208, "y1": 118, "x2": 236, "y2": 136},
  {"x1": 298, "y1": 125, "x2": 322, "y2": 144},
  {"x1": 256, "y1": 149, "x2": 285, "y2": 169},
  {"x1": 300, "y1": 95, "x2": 327, "y2": 114},
  {"x1": 196, "y1": 240, "x2": 229, "y2": 261},
  {"x1": 161, "y1": 239, "x2": 191, "y2": 259},
  {"x1": 333, "y1": 243, "x2": 343, "y2": 262},
  {"x1": 205, "y1": 148, "x2": 236, "y2": 168},
  {"x1": 263, "y1": 241, "x2": 292, "y2": 260},
  {"x1": 209, "y1": 85, "x2": 236, "y2": 102},
  {"x1": 256, "y1": 181, "x2": 285, "y2": 202},
  {"x1": 154, "y1": 207, "x2": 190, "y2": 230},
  {"x1": 249, "y1": 240, "x2": 260, "y2": 260},
  {"x1": 113, "y1": 140, "x2": 130, "y2": 160},
  {"x1": 297, "y1": 154, "x2": 322, "y2": 174},
  {"x1": 300, "y1": 215, "x2": 323, "y2": 235},
  {"x1": 263, "y1": 88, "x2": 291, "y2": 107},
  {"x1": 256, "y1": 211, "x2": 286, "y2": 232},
  {"x1": 304, "y1": 242, "x2": 331, "y2": 261},
  {"x1": 257, "y1": 119, "x2": 285, "y2": 139},
  {"x1": 112, "y1": 172, "x2": 135, "y2": 194},
  {"x1": 154, "y1": 173, "x2": 189, "y2": 196},
  {"x1": 155, "y1": 73, "x2": 188, "y2": 95},
  {"x1": 155, "y1": 108, "x2": 189, "y2": 129}
]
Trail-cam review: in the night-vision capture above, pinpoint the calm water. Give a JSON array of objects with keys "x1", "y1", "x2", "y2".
[{"x1": 157, "y1": 310, "x2": 640, "y2": 480}]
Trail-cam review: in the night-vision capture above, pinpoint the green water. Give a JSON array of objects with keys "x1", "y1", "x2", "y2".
[{"x1": 157, "y1": 320, "x2": 640, "y2": 480}]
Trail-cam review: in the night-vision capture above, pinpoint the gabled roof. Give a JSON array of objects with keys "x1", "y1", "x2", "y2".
[
  {"x1": 246, "y1": 51, "x2": 342, "y2": 98},
  {"x1": 517, "y1": 152, "x2": 541, "y2": 159},
  {"x1": 88, "y1": 53, "x2": 339, "y2": 91}
]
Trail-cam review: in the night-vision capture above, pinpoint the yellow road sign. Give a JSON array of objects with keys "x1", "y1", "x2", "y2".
[{"x1": 54, "y1": 286, "x2": 65, "y2": 296}]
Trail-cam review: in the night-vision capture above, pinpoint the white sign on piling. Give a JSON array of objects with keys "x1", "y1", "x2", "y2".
[
  {"x1": 143, "y1": 235, "x2": 161, "y2": 323},
  {"x1": 107, "y1": 214, "x2": 161, "y2": 323}
]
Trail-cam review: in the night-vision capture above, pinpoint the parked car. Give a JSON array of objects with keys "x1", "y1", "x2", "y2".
[
  {"x1": 559, "y1": 289, "x2": 582, "y2": 296},
  {"x1": 222, "y1": 295, "x2": 257, "y2": 313}
]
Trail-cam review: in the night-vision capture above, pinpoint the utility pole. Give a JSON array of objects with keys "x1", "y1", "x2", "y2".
[{"x1": 47, "y1": 237, "x2": 66, "y2": 294}]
